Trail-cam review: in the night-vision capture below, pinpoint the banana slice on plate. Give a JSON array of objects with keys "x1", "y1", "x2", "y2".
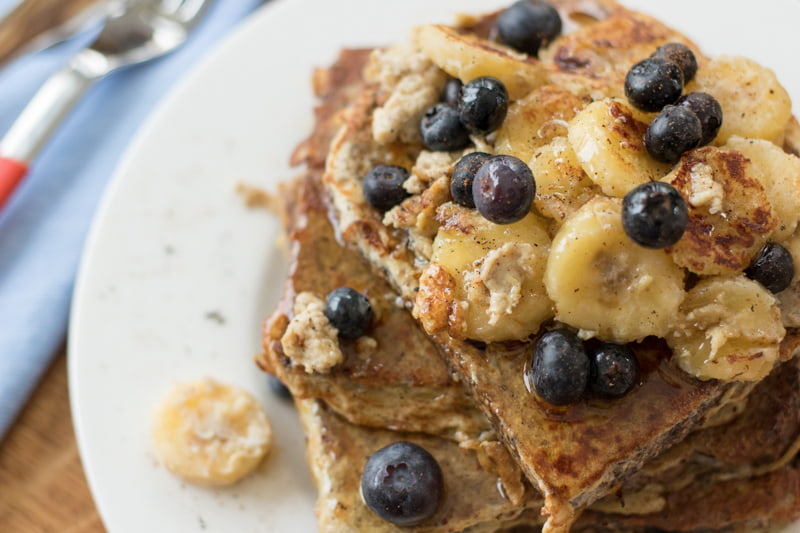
[
  {"x1": 544, "y1": 196, "x2": 685, "y2": 342},
  {"x1": 152, "y1": 378, "x2": 272, "y2": 486}
]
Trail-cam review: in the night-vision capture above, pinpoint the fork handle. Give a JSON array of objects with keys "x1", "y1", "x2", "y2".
[
  {"x1": 0, "y1": 157, "x2": 28, "y2": 208},
  {"x1": 1, "y1": 63, "x2": 96, "y2": 162},
  {"x1": 0, "y1": 61, "x2": 96, "y2": 207}
]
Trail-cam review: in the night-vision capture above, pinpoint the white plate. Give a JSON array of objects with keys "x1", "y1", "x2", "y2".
[{"x1": 69, "y1": 1, "x2": 800, "y2": 531}]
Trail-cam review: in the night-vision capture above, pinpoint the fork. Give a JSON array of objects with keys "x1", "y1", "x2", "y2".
[{"x1": 0, "y1": 0, "x2": 212, "y2": 209}]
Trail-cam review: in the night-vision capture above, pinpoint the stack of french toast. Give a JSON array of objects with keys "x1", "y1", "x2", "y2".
[{"x1": 256, "y1": 1, "x2": 800, "y2": 531}]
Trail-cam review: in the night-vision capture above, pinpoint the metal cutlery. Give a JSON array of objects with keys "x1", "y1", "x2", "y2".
[
  {"x1": 0, "y1": 0, "x2": 119, "y2": 68},
  {"x1": 0, "y1": 0, "x2": 213, "y2": 209}
]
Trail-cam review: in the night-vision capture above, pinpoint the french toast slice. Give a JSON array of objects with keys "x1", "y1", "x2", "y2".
[
  {"x1": 295, "y1": 354, "x2": 800, "y2": 533},
  {"x1": 256, "y1": 47, "x2": 490, "y2": 440},
  {"x1": 259, "y1": 173, "x2": 491, "y2": 440},
  {"x1": 264, "y1": 160, "x2": 800, "y2": 532},
  {"x1": 296, "y1": 398, "x2": 543, "y2": 533},
  {"x1": 575, "y1": 464, "x2": 800, "y2": 533},
  {"x1": 318, "y1": 2, "x2": 800, "y2": 530},
  {"x1": 265, "y1": 169, "x2": 800, "y2": 532},
  {"x1": 265, "y1": 150, "x2": 800, "y2": 532}
]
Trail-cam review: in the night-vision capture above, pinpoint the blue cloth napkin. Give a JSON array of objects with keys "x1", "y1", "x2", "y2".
[{"x1": 0, "y1": 0, "x2": 264, "y2": 440}]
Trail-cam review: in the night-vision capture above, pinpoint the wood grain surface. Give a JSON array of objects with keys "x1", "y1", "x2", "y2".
[
  {"x1": 0, "y1": 349, "x2": 105, "y2": 533},
  {"x1": 0, "y1": 1, "x2": 107, "y2": 531}
]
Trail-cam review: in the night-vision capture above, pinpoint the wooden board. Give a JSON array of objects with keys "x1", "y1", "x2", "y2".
[{"x1": 0, "y1": 349, "x2": 105, "y2": 532}]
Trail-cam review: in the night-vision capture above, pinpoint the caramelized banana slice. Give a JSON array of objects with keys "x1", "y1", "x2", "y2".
[
  {"x1": 544, "y1": 196, "x2": 685, "y2": 342},
  {"x1": 530, "y1": 136, "x2": 600, "y2": 224},
  {"x1": 152, "y1": 378, "x2": 272, "y2": 486},
  {"x1": 688, "y1": 56, "x2": 792, "y2": 145},
  {"x1": 494, "y1": 85, "x2": 588, "y2": 162},
  {"x1": 668, "y1": 276, "x2": 785, "y2": 382},
  {"x1": 417, "y1": 204, "x2": 552, "y2": 343},
  {"x1": 541, "y1": 8, "x2": 699, "y2": 100},
  {"x1": 568, "y1": 98, "x2": 671, "y2": 197},
  {"x1": 723, "y1": 136, "x2": 800, "y2": 242},
  {"x1": 665, "y1": 146, "x2": 777, "y2": 276},
  {"x1": 415, "y1": 24, "x2": 547, "y2": 99}
]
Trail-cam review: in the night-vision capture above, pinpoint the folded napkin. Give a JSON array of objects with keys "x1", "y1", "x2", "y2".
[{"x1": 0, "y1": 0, "x2": 265, "y2": 440}]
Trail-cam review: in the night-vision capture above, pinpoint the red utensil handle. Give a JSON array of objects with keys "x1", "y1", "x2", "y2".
[{"x1": 0, "y1": 157, "x2": 29, "y2": 208}]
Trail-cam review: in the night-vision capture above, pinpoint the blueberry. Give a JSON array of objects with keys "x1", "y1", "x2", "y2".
[
  {"x1": 324, "y1": 287, "x2": 374, "y2": 339},
  {"x1": 451, "y1": 152, "x2": 491, "y2": 208},
  {"x1": 420, "y1": 103, "x2": 472, "y2": 152},
  {"x1": 361, "y1": 441, "x2": 444, "y2": 526},
  {"x1": 362, "y1": 165, "x2": 410, "y2": 212},
  {"x1": 745, "y1": 242, "x2": 795, "y2": 294},
  {"x1": 652, "y1": 42, "x2": 697, "y2": 83},
  {"x1": 458, "y1": 77, "x2": 509, "y2": 135},
  {"x1": 622, "y1": 181, "x2": 688, "y2": 249},
  {"x1": 624, "y1": 57, "x2": 684, "y2": 112},
  {"x1": 472, "y1": 155, "x2": 535, "y2": 224},
  {"x1": 644, "y1": 105, "x2": 702, "y2": 164},
  {"x1": 442, "y1": 78, "x2": 463, "y2": 105},
  {"x1": 267, "y1": 375, "x2": 293, "y2": 401},
  {"x1": 529, "y1": 329, "x2": 589, "y2": 406},
  {"x1": 676, "y1": 92, "x2": 723, "y2": 146},
  {"x1": 588, "y1": 343, "x2": 639, "y2": 398},
  {"x1": 495, "y1": 0, "x2": 562, "y2": 56}
]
